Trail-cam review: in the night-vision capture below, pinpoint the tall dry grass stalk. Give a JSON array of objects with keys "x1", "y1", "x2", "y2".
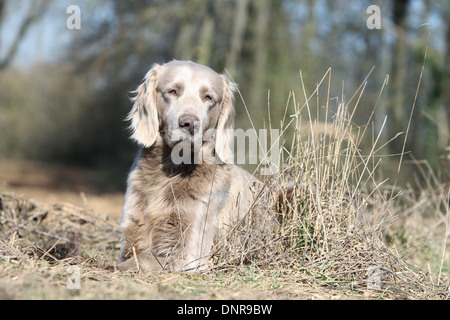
[{"x1": 211, "y1": 68, "x2": 447, "y2": 298}]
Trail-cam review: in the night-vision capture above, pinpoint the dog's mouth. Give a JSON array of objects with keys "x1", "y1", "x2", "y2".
[{"x1": 164, "y1": 128, "x2": 203, "y2": 149}]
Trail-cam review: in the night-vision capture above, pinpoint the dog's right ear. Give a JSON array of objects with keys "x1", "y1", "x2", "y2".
[{"x1": 127, "y1": 64, "x2": 160, "y2": 148}]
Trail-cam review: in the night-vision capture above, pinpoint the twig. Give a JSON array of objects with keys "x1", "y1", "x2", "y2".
[{"x1": 132, "y1": 246, "x2": 140, "y2": 271}]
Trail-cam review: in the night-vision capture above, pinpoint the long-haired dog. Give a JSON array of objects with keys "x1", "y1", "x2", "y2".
[{"x1": 118, "y1": 60, "x2": 267, "y2": 272}]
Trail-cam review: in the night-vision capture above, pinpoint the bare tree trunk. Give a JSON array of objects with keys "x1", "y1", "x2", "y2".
[
  {"x1": 0, "y1": 0, "x2": 4, "y2": 26},
  {"x1": 439, "y1": 9, "x2": 450, "y2": 152},
  {"x1": 0, "y1": 0, "x2": 4, "y2": 53},
  {"x1": 225, "y1": 0, "x2": 249, "y2": 77},
  {"x1": 390, "y1": 0, "x2": 410, "y2": 144},
  {"x1": 250, "y1": 0, "x2": 271, "y2": 111},
  {"x1": 301, "y1": 0, "x2": 316, "y2": 94},
  {"x1": 174, "y1": 23, "x2": 195, "y2": 61},
  {"x1": 196, "y1": 13, "x2": 214, "y2": 66}
]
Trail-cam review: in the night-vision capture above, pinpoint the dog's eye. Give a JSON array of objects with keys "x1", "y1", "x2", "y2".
[
  {"x1": 167, "y1": 89, "x2": 178, "y2": 97},
  {"x1": 204, "y1": 94, "x2": 213, "y2": 102}
]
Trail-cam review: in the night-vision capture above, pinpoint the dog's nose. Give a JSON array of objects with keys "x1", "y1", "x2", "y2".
[{"x1": 178, "y1": 114, "x2": 199, "y2": 135}]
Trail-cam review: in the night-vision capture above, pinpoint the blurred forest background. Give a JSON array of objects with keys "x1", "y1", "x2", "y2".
[{"x1": 0, "y1": 0, "x2": 449, "y2": 191}]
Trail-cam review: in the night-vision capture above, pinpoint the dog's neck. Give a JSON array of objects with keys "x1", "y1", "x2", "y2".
[{"x1": 139, "y1": 139, "x2": 223, "y2": 178}]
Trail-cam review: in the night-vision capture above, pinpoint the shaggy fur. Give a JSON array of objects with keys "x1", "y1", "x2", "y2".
[{"x1": 119, "y1": 61, "x2": 263, "y2": 272}]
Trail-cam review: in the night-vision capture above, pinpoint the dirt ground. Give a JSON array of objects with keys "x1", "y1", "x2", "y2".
[{"x1": 0, "y1": 160, "x2": 124, "y2": 219}]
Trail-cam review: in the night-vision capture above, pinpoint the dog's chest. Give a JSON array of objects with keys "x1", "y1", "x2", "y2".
[
  {"x1": 164, "y1": 165, "x2": 231, "y2": 209},
  {"x1": 137, "y1": 162, "x2": 231, "y2": 213}
]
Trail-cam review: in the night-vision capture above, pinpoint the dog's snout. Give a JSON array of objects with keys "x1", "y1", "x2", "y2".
[{"x1": 178, "y1": 113, "x2": 199, "y2": 135}]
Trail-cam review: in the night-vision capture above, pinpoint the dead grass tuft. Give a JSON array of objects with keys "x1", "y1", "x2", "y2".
[
  {"x1": 209, "y1": 69, "x2": 449, "y2": 299},
  {"x1": 0, "y1": 194, "x2": 119, "y2": 266}
]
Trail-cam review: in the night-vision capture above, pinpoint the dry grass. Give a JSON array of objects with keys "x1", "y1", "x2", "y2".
[
  {"x1": 0, "y1": 193, "x2": 386, "y2": 300},
  {"x1": 1, "y1": 69, "x2": 449, "y2": 300},
  {"x1": 210, "y1": 68, "x2": 449, "y2": 299}
]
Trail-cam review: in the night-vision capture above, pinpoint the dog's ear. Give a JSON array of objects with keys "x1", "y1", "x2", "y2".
[
  {"x1": 127, "y1": 64, "x2": 160, "y2": 148},
  {"x1": 215, "y1": 75, "x2": 237, "y2": 164}
]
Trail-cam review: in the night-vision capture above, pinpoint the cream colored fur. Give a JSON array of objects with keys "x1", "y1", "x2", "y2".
[{"x1": 119, "y1": 61, "x2": 262, "y2": 272}]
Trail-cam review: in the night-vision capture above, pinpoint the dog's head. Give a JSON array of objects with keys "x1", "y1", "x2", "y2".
[{"x1": 127, "y1": 60, "x2": 236, "y2": 164}]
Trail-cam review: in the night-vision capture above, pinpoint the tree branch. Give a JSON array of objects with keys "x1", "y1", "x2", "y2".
[{"x1": 0, "y1": 0, "x2": 49, "y2": 70}]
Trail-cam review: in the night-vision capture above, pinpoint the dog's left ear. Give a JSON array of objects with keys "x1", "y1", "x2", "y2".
[
  {"x1": 215, "y1": 75, "x2": 237, "y2": 164},
  {"x1": 127, "y1": 64, "x2": 160, "y2": 148}
]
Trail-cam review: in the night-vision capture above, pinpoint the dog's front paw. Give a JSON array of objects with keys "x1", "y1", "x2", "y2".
[
  {"x1": 118, "y1": 254, "x2": 165, "y2": 272},
  {"x1": 117, "y1": 257, "x2": 140, "y2": 271}
]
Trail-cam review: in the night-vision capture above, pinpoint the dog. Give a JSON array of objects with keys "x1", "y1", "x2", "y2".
[{"x1": 118, "y1": 60, "x2": 268, "y2": 272}]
